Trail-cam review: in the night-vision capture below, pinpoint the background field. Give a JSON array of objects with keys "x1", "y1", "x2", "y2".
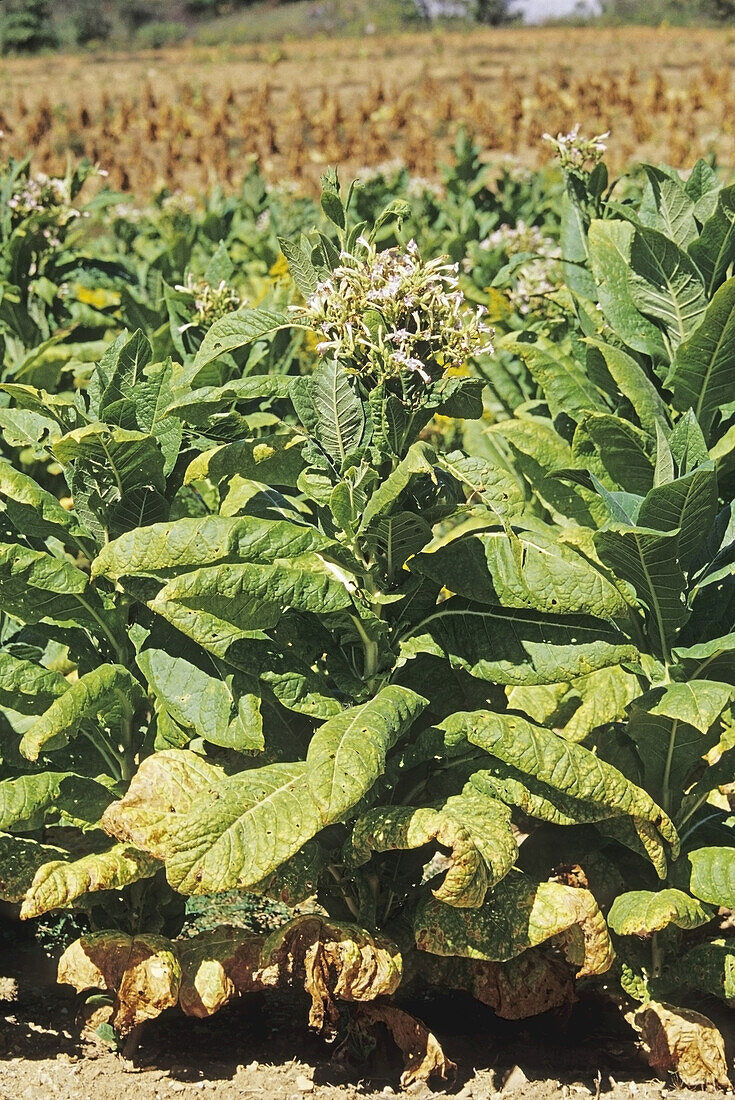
[{"x1": 1, "y1": 25, "x2": 733, "y2": 192}]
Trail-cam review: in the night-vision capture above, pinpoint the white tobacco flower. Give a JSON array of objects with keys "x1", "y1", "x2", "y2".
[
  {"x1": 543, "y1": 124, "x2": 610, "y2": 171},
  {"x1": 175, "y1": 273, "x2": 242, "y2": 331},
  {"x1": 299, "y1": 239, "x2": 493, "y2": 382}
]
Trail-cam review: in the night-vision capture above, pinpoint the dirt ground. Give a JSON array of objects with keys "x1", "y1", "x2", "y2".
[{"x1": 1, "y1": 933, "x2": 733, "y2": 1100}]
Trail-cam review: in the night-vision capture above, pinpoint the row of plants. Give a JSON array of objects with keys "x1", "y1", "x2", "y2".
[{"x1": 0, "y1": 134, "x2": 733, "y2": 1087}]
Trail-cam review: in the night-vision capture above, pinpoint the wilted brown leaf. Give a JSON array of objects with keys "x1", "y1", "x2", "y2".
[
  {"x1": 58, "y1": 931, "x2": 181, "y2": 1035},
  {"x1": 360, "y1": 1003, "x2": 456, "y2": 1088},
  {"x1": 177, "y1": 927, "x2": 266, "y2": 1018},
  {"x1": 627, "y1": 1000, "x2": 732, "y2": 1089}
]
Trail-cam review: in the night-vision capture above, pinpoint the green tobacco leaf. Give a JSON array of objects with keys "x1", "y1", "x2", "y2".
[
  {"x1": 306, "y1": 687, "x2": 426, "y2": 820},
  {"x1": 20, "y1": 665, "x2": 145, "y2": 762},
  {"x1": 403, "y1": 600, "x2": 637, "y2": 686},
  {"x1": 588, "y1": 220, "x2": 666, "y2": 357},
  {"x1": 637, "y1": 465, "x2": 718, "y2": 572},
  {"x1": 93, "y1": 515, "x2": 336, "y2": 582},
  {"x1": 686, "y1": 847, "x2": 735, "y2": 909},
  {"x1": 0, "y1": 459, "x2": 87, "y2": 546},
  {"x1": 138, "y1": 633, "x2": 263, "y2": 753},
  {"x1": 641, "y1": 680, "x2": 733, "y2": 735},
  {"x1": 642, "y1": 166, "x2": 698, "y2": 250},
  {"x1": 103, "y1": 688, "x2": 425, "y2": 894},
  {"x1": 165, "y1": 376, "x2": 294, "y2": 428},
  {"x1": 666, "y1": 277, "x2": 735, "y2": 443},
  {"x1": 469, "y1": 764, "x2": 630, "y2": 828},
  {"x1": 53, "y1": 424, "x2": 166, "y2": 494},
  {"x1": 20, "y1": 844, "x2": 160, "y2": 919},
  {"x1": 184, "y1": 433, "x2": 305, "y2": 490},
  {"x1": 0, "y1": 833, "x2": 68, "y2": 902},
  {"x1": 628, "y1": 225, "x2": 707, "y2": 348},
  {"x1": 148, "y1": 560, "x2": 354, "y2": 658},
  {"x1": 0, "y1": 772, "x2": 114, "y2": 832},
  {"x1": 436, "y1": 452, "x2": 527, "y2": 519},
  {"x1": 102, "y1": 751, "x2": 317, "y2": 893},
  {"x1": 672, "y1": 634, "x2": 735, "y2": 684},
  {"x1": 0, "y1": 544, "x2": 112, "y2": 631},
  {"x1": 572, "y1": 413, "x2": 654, "y2": 496},
  {"x1": 415, "y1": 872, "x2": 613, "y2": 978},
  {"x1": 0, "y1": 652, "x2": 68, "y2": 715},
  {"x1": 562, "y1": 665, "x2": 640, "y2": 742},
  {"x1": 607, "y1": 888, "x2": 713, "y2": 936},
  {"x1": 359, "y1": 442, "x2": 436, "y2": 533},
  {"x1": 180, "y1": 309, "x2": 289, "y2": 389},
  {"x1": 311, "y1": 359, "x2": 365, "y2": 462},
  {"x1": 413, "y1": 526, "x2": 629, "y2": 619},
  {"x1": 278, "y1": 237, "x2": 319, "y2": 298},
  {"x1": 351, "y1": 792, "x2": 516, "y2": 908},
  {"x1": 507, "y1": 339, "x2": 606, "y2": 423},
  {"x1": 585, "y1": 341, "x2": 669, "y2": 438},
  {"x1": 689, "y1": 183, "x2": 735, "y2": 294},
  {"x1": 594, "y1": 526, "x2": 688, "y2": 658},
  {"x1": 670, "y1": 943, "x2": 735, "y2": 1006},
  {"x1": 365, "y1": 511, "x2": 432, "y2": 578},
  {"x1": 441, "y1": 710, "x2": 678, "y2": 864}
]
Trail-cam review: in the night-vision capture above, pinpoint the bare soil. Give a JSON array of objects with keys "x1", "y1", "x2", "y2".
[{"x1": 1, "y1": 930, "x2": 733, "y2": 1100}]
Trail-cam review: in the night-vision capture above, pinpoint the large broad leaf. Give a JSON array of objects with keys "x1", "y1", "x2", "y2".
[
  {"x1": 185, "y1": 431, "x2": 306, "y2": 492},
  {"x1": 58, "y1": 932, "x2": 181, "y2": 1035},
  {"x1": 506, "y1": 339, "x2": 606, "y2": 423},
  {"x1": 20, "y1": 664, "x2": 145, "y2": 762},
  {"x1": 0, "y1": 458, "x2": 88, "y2": 547},
  {"x1": 164, "y1": 376, "x2": 294, "y2": 428},
  {"x1": 637, "y1": 464, "x2": 718, "y2": 572},
  {"x1": 627, "y1": 1001, "x2": 731, "y2": 1090},
  {"x1": 415, "y1": 872, "x2": 613, "y2": 978},
  {"x1": 20, "y1": 844, "x2": 160, "y2": 919},
  {"x1": 642, "y1": 166, "x2": 698, "y2": 250},
  {"x1": 178, "y1": 308, "x2": 289, "y2": 389},
  {"x1": 0, "y1": 772, "x2": 114, "y2": 832},
  {"x1": 0, "y1": 544, "x2": 114, "y2": 633},
  {"x1": 436, "y1": 452, "x2": 527, "y2": 520},
  {"x1": 0, "y1": 833, "x2": 68, "y2": 902},
  {"x1": 138, "y1": 632, "x2": 263, "y2": 753},
  {"x1": 103, "y1": 688, "x2": 425, "y2": 893},
  {"x1": 689, "y1": 183, "x2": 735, "y2": 294},
  {"x1": 670, "y1": 943, "x2": 735, "y2": 1006},
  {"x1": 686, "y1": 846, "x2": 735, "y2": 909},
  {"x1": 359, "y1": 442, "x2": 437, "y2": 533},
  {"x1": 350, "y1": 792, "x2": 517, "y2": 907},
  {"x1": 305, "y1": 687, "x2": 427, "y2": 821},
  {"x1": 585, "y1": 341, "x2": 669, "y2": 438},
  {"x1": 402, "y1": 599, "x2": 638, "y2": 686},
  {"x1": 0, "y1": 651, "x2": 68, "y2": 715},
  {"x1": 666, "y1": 277, "x2": 735, "y2": 443},
  {"x1": 147, "y1": 559, "x2": 354, "y2": 658},
  {"x1": 572, "y1": 413, "x2": 655, "y2": 496},
  {"x1": 562, "y1": 665, "x2": 640, "y2": 742},
  {"x1": 412, "y1": 525, "x2": 630, "y2": 619},
  {"x1": 311, "y1": 358, "x2": 365, "y2": 462},
  {"x1": 587, "y1": 220, "x2": 666, "y2": 357},
  {"x1": 627, "y1": 225, "x2": 707, "y2": 349},
  {"x1": 607, "y1": 888, "x2": 713, "y2": 936},
  {"x1": 93, "y1": 516, "x2": 336, "y2": 582},
  {"x1": 594, "y1": 526, "x2": 688, "y2": 658},
  {"x1": 441, "y1": 710, "x2": 678, "y2": 865},
  {"x1": 53, "y1": 424, "x2": 166, "y2": 495}
]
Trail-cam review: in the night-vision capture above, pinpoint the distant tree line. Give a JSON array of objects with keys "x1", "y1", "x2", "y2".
[{"x1": 0, "y1": 0, "x2": 732, "y2": 55}]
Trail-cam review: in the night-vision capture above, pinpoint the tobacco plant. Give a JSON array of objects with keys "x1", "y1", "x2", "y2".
[{"x1": 0, "y1": 159, "x2": 732, "y2": 1086}]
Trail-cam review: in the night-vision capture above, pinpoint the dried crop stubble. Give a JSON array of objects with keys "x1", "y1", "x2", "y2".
[{"x1": 1, "y1": 26, "x2": 733, "y2": 192}]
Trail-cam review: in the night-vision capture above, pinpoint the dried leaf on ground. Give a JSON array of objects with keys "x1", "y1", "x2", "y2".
[
  {"x1": 627, "y1": 1000, "x2": 731, "y2": 1089},
  {"x1": 360, "y1": 1003, "x2": 456, "y2": 1088}
]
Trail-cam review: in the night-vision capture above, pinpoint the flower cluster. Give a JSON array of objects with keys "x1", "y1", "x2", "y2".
[
  {"x1": 542, "y1": 124, "x2": 610, "y2": 171},
  {"x1": 299, "y1": 239, "x2": 493, "y2": 383},
  {"x1": 480, "y1": 219, "x2": 561, "y2": 261},
  {"x1": 174, "y1": 273, "x2": 242, "y2": 332},
  {"x1": 7, "y1": 172, "x2": 81, "y2": 226}
]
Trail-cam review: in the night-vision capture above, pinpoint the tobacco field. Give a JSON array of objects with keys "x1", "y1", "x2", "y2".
[{"x1": 0, "y1": 98, "x2": 733, "y2": 1095}]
